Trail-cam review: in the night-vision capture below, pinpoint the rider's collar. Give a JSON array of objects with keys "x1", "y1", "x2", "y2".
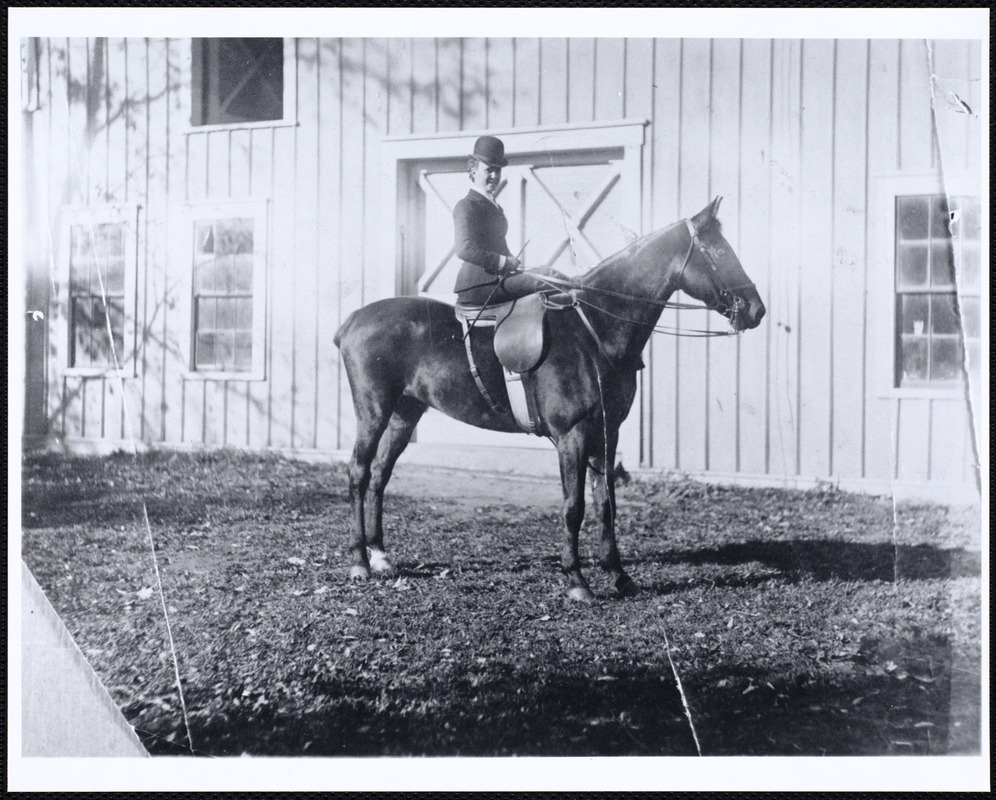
[{"x1": 470, "y1": 184, "x2": 500, "y2": 207}]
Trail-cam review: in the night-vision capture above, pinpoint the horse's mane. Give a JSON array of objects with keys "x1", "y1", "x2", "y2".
[{"x1": 578, "y1": 211, "x2": 721, "y2": 286}]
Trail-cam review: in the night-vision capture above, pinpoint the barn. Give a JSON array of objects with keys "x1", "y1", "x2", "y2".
[{"x1": 18, "y1": 30, "x2": 984, "y2": 503}]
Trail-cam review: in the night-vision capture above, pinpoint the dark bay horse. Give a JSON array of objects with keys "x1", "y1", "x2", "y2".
[{"x1": 335, "y1": 198, "x2": 765, "y2": 602}]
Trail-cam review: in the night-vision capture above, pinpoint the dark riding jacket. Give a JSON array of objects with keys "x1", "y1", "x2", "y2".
[{"x1": 453, "y1": 189, "x2": 513, "y2": 303}]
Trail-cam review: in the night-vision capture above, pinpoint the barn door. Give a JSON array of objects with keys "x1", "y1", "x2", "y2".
[
  {"x1": 408, "y1": 149, "x2": 637, "y2": 452},
  {"x1": 416, "y1": 156, "x2": 631, "y2": 302}
]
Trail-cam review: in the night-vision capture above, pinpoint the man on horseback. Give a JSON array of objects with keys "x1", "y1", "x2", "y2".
[{"x1": 454, "y1": 135, "x2": 559, "y2": 306}]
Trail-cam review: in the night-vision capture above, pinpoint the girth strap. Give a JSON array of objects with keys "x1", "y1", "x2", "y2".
[{"x1": 458, "y1": 316, "x2": 504, "y2": 416}]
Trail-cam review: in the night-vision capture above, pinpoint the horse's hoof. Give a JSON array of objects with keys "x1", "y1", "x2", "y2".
[
  {"x1": 349, "y1": 565, "x2": 371, "y2": 581},
  {"x1": 567, "y1": 586, "x2": 596, "y2": 604},
  {"x1": 615, "y1": 576, "x2": 640, "y2": 598},
  {"x1": 369, "y1": 550, "x2": 395, "y2": 574}
]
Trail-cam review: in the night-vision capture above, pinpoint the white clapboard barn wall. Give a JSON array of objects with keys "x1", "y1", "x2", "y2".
[{"x1": 20, "y1": 38, "x2": 983, "y2": 501}]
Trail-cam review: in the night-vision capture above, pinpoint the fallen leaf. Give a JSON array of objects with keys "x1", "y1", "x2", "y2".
[
  {"x1": 287, "y1": 557, "x2": 306, "y2": 566},
  {"x1": 344, "y1": 607, "x2": 358, "y2": 616},
  {"x1": 137, "y1": 587, "x2": 154, "y2": 600},
  {"x1": 693, "y1": 631, "x2": 706, "y2": 639}
]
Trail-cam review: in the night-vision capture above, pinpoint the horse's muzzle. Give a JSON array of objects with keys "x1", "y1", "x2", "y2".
[
  {"x1": 727, "y1": 293, "x2": 765, "y2": 331},
  {"x1": 740, "y1": 296, "x2": 765, "y2": 329}
]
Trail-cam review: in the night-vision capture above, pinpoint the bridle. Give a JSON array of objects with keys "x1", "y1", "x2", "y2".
[
  {"x1": 675, "y1": 218, "x2": 757, "y2": 328},
  {"x1": 525, "y1": 217, "x2": 757, "y2": 338}
]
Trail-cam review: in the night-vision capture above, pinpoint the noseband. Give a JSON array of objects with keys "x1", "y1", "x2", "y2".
[{"x1": 678, "y1": 218, "x2": 756, "y2": 318}]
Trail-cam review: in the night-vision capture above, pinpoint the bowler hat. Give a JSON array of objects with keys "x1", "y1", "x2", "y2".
[{"x1": 470, "y1": 135, "x2": 508, "y2": 168}]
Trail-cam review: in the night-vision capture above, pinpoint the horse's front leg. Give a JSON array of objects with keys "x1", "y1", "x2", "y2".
[
  {"x1": 589, "y1": 436, "x2": 639, "y2": 597},
  {"x1": 557, "y1": 427, "x2": 594, "y2": 603}
]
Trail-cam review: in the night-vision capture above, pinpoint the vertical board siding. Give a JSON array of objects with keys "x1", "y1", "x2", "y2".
[
  {"x1": 647, "y1": 39, "x2": 683, "y2": 470},
  {"x1": 765, "y1": 39, "x2": 803, "y2": 479},
  {"x1": 486, "y1": 39, "x2": 515, "y2": 130},
  {"x1": 898, "y1": 40, "x2": 934, "y2": 171},
  {"x1": 568, "y1": 39, "x2": 596, "y2": 124},
  {"x1": 595, "y1": 39, "x2": 626, "y2": 121},
  {"x1": 513, "y1": 39, "x2": 541, "y2": 128},
  {"x1": 863, "y1": 39, "x2": 901, "y2": 483},
  {"x1": 675, "y1": 38, "x2": 711, "y2": 473},
  {"x1": 707, "y1": 38, "x2": 744, "y2": 475},
  {"x1": 293, "y1": 38, "x2": 321, "y2": 450},
  {"x1": 797, "y1": 40, "x2": 834, "y2": 478},
  {"x1": 28, "y1": 35, "x2": 979, "y2": 498},
  {"x1": 461, "y1": 38, "x2": 488, "y2": 130},
  {"x1": 830, "y1": 40, "x2": 869, "y2": 480},
  {"x1": 539, "y1": 39, "x2": 568, "y2": 126},
  {"x1": 316, "y1": 39, "x2": 342, "y2": 451},
  {"x1": 733, "y1": 39, "x2": 772, "y2": 478}
]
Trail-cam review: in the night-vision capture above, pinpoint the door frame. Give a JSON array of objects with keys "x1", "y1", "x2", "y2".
[{"x1": 378, "y1": 120, "x2": 649, "y2": 301}]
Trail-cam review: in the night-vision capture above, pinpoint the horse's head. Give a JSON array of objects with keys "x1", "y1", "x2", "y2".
[{"x1": 673, "y1": 197, "x2": 766, "y2": 331}]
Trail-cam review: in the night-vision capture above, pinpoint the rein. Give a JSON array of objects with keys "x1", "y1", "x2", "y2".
[{"x1": 529, "y1": 219, "x2": 753, "y2": 339}]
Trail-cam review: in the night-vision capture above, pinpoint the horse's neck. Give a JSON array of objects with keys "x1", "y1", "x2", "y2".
[{"x1": 580, "y1": 227, "x2": 682, "y2": 363}]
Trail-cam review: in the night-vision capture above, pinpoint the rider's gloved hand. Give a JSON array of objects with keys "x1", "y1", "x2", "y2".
[{"x1": 502, "y1": 256, "x2": 522, "y2": 274}]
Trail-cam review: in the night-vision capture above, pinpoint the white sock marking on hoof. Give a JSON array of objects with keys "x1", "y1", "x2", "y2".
[
  {"x1": 568, "y1": 586, "x2": 595, "y2": 603},
  {"x1": 369, "y1": 550, "x2": 394, "y2": 573},
  {"x1": 349, "y1": 565, "x2": 371, "y2": 581}
]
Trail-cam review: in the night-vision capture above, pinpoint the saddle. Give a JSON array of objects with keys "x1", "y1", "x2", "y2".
[{"x1": 455, "y1": 293, "x2": 571, "y2": 434}]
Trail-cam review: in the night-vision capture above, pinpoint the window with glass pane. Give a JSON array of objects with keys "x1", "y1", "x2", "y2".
[
  {"x1": 895, "y1": 194, "x2": 981, "y2": 386},
  {"x1": 193, "y1": 218, "x2": 255, "y2": 372},
  {"x1": 192, "y1": 39, "x2": 283, "y2": 126},
  {"x1": 69, "y1": 223, "x2": 126, "y2": 368}
]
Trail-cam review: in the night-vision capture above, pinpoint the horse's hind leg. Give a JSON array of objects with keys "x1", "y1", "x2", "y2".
[
  {"x1": 347, "y1": 398, "x2": 396, "y2": 581},
  {"x1": 366, "y1": 395, "x2": 427, "y2": 574},
  {"x1": 589, "y1": 436, "x2": 639, "y2": 597}
]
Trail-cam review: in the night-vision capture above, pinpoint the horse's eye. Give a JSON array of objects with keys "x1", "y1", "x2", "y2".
[{"x1": 715, "y1": 248, "x2": 727, "y2": 256}]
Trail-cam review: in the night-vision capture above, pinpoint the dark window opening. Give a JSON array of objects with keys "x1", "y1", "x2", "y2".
[{"x1": 192, "y1": 38, "x2": 284, "y2": 126}]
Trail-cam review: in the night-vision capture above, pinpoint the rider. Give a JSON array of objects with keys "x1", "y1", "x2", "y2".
[{"x1": 453, "y1": 135, "x2": 560, "y2": 306}]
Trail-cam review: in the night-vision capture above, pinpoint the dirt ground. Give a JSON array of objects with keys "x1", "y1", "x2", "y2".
[
  {"x1": 21, "y1": 450, "x2": 983, "y2": 758},
  {"x1": 389, "y1": 463, "x2": 563, "y2": 511}
]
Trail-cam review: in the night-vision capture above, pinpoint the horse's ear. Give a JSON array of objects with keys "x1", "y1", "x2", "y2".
[
  {"x1": 711, "y1": 196, "x2": 723, "y2": 217},
  {"x1": 690, "y1": 200, "x2": 715, "y2": 232}
]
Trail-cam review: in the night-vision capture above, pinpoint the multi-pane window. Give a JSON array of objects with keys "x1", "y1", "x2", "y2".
[
  {"x1": 894, "y1": 194, "x2": 980, "y2": 387},
  {"x1": 192, "y1": 38, "x2": 285, "y2": 126},
  {"x1": 68, "y1": 222, "x2": 126, "y2": 369},
  {"x1": 192, "y1": 218, "x2": 255, "y2": 373}
]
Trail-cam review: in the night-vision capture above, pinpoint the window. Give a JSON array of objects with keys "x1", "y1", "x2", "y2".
[
  {"x1": 191, "y1": 38, "x2": 294, "y2": 127},
  {"x1": 58, "y1": 206, "x2": 139, "y2": 375},
  {"x1": 186, "y1": 203, "x2": 268, "y2": 378},
  {"x1": 894, "y1": 194, "x2": 981, "y2": 387},
  {"x1": 69, "y1": 222, "x2": 126, "y2": 369}
]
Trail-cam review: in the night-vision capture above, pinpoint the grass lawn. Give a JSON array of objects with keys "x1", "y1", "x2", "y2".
[{"x1": 20, "y1": 450, "x2": 982, "y2": 756}]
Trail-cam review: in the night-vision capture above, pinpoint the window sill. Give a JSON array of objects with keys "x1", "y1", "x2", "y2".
[
  {"x1": 64, "y1": 367, "x2": 133, "y2": 379},
  {"x1": 184, "y1": 119, "x2": 298, "y2": 136},
  {"x1": 183, "y1": 371, "x2": 266, "y2": 382},
  {"x1": 878, "y1": 386, "x2": 970, "y2": 401}
]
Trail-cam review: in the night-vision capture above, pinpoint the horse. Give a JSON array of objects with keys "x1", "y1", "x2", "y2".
[{"x1": 334, "y1": 197, "x2": 765, "y2": 602}]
